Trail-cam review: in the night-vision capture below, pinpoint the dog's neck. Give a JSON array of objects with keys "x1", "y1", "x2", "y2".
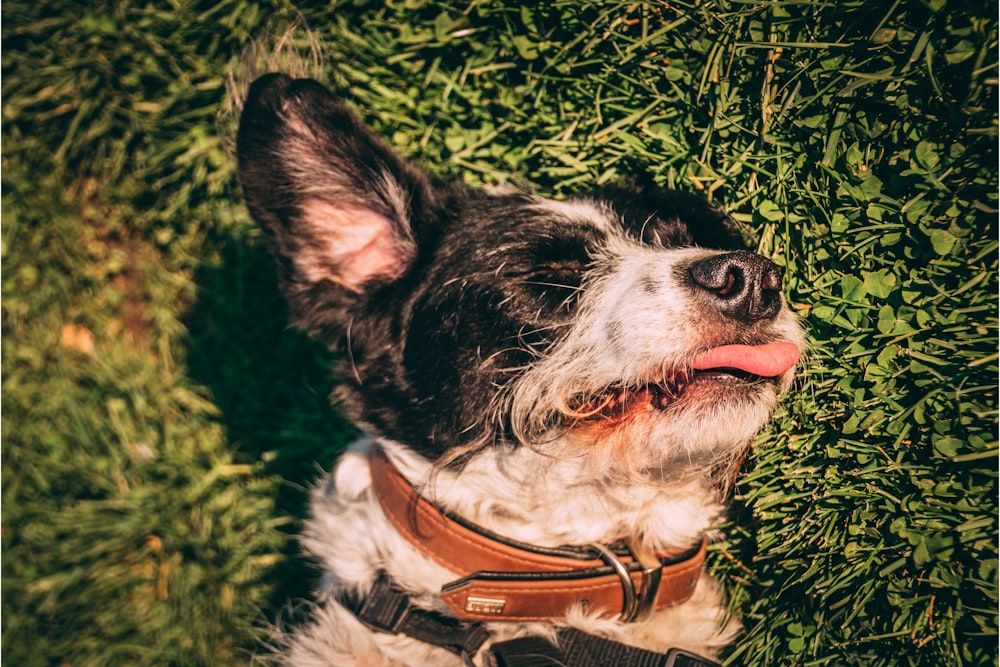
[{"x1": 381, "y1": 438, "x2": 726, "y2": 551}]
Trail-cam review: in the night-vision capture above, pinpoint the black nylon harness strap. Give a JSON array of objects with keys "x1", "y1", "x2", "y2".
[
  {"x1": 491, "y1": 629, "x2": 722, "y2": 667},
  {"x1": 344, "y1": 572, "x2": 721, "y2": 667},
  {"x1": 346, "y1": 573, "x2": 491, "y2": 657}
]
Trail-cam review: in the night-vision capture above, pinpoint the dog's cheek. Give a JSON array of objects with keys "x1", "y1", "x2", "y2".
[{"x1": 403, "y1": 291, "x2": 532, "y2": 447}]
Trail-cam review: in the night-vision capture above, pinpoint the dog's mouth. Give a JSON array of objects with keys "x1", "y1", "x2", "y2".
[{"x1": 571, "y1": 342, "x2": 799, "y2": 422}]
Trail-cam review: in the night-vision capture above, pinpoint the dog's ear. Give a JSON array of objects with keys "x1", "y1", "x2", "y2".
[{"x1": 237, "y1": 74, "x2": 432, "y2": 300}]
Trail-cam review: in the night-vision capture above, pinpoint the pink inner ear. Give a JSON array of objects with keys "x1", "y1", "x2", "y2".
[{"x1": 296, "y1": 199, "x2": 412, "y2": 290}]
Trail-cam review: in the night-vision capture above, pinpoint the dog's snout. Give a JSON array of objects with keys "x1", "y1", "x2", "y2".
[{"x1": 689, "y1": 251, "x2": 783, "y2": 323}]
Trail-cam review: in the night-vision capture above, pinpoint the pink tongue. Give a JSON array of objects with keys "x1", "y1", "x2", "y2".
[{"x1": 691, "y1": 342, "x2": 800, "y2": 377}]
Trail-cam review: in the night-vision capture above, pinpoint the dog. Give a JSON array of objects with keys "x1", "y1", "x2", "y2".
[{"x1": 236, "y1": 72, "x2": 804, "y2": 666}]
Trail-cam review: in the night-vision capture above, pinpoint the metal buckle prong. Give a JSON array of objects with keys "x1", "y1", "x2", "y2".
[
  {"x1": 626, "y1": 537, "x2": 663, "y2": 621},
  {"x1": 591, "y1": 540, "x2": 665, "y2": 623}
]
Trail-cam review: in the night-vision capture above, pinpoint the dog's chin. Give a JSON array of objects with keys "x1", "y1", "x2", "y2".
[{"x1": 558, "y1": 372, "x2": 781, "y2": 475}]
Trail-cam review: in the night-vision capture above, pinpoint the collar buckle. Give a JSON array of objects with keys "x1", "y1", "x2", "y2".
[
  {"x1": 590, "y1": 538, "x2": 663, "y2": 623},
  {"x1": 627, "y1": 537, "x2": 665, "y2": 621},
  {"x1": 371, "y1": 443, "x2": 703, "y2": 622}
]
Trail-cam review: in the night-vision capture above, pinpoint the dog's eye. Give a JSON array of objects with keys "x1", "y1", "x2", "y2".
[
  {"x1": 523, "y1": 260, "x2": 585, "y2": 288},
  {"x1": 517, "y1": 259, "x2": 588, "y2": 313},
  {"x1": 505, "y1": 234, "x2": 593, "y2": 312}
]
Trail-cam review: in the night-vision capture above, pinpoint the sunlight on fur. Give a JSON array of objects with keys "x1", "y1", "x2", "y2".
[{"x1": 235, "y1": 51, "x2": 804, "y2": 666}]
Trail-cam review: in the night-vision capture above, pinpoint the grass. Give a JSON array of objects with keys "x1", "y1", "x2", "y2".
[{"x1": 3, "y1": 1, "x2": 997, "y2": 665}]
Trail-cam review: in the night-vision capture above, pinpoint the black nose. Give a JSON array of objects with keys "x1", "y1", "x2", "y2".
[{"x1": 688, "y1": 251, "x2": 783, "y2": 323}]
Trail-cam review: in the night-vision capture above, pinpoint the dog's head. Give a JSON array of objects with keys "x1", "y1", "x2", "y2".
[{"x1": 237, "y1": 73, "x2": 803, "y2": 476}]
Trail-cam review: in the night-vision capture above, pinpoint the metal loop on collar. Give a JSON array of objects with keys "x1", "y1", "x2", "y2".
[
  {"x1": 590, "y1": 539, "x2": 665, "y2": 623},
  {"x1": 589, "y1": 542, "x2": 640, "y2": 622},
  {"x1": 626, "y1": 537, "x2": 664, "y2": 621}
]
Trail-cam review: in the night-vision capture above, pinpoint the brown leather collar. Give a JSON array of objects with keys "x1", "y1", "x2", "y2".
[{"x1": 369, "y1": 444, "x2": 707, "y2": 622}]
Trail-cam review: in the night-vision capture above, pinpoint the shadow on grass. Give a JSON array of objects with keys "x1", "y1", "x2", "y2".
[{"x1": 182, "y1": 229, "x2": 357, "y2": 624}]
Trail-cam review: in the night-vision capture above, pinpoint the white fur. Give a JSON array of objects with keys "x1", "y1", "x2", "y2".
[
  {"x1": 270, "y1": 437, "x2": 742, "y2": 666},
  {"x1": 533, "y1": 197, "x2": 618, "y2": 233},
  {"x1": 266, "y1": 208, "x2": 803, "y2": 666},
  {"x1": 507, "y1": 234, "x2": 803, "y2": 475}
]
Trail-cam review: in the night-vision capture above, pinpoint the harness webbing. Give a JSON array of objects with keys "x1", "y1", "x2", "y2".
[
  {"x1": 344, "y1": 572, "x2": 722, "y2": 667},
  {"x1": 492, "y1": 629, "x2": 722, "y2": 667},
  {"x1": 346, "y1": 573, "x2": 490, "y2": 657}
]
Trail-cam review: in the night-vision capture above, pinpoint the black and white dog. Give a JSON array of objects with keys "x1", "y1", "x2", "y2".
[{"x1": 237, "y1": 73, "x2": 803, "y2": 666}]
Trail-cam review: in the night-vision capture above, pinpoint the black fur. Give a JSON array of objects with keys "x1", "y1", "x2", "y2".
[{"x1": 236, "y1": 73, "x2": 749, "y2": 462}]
